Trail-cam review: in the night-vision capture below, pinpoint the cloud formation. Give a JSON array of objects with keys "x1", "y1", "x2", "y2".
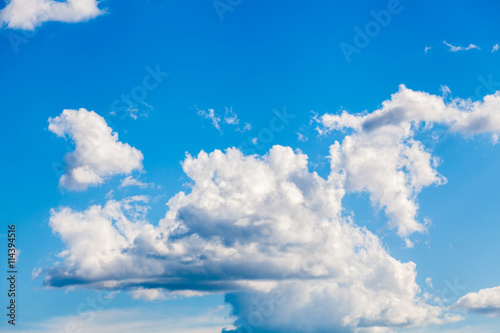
[
  {"x1": 197, "y1": 107, "x2": 251, "y2": 134},
  {"x1": 223, "y1": 107, "x2": 252, "y2": 132},
  {"x1": 48, "y1": 108, "x2": 143, "y2": 191},
  {"x1": 443, "y1": 41, "x2": 480, "y2": 52},
  {"x1": 0, "y1": 0, "x2": 104, "y2": 30},
  {"x1": 454, "y1": 286, "x2": 500, "y2": 317},
  {"x1": 319, "y1": 85, "x2": 500, "y2": 238},
  {"x1": 43, "y1": 86, "x2": 500, "y2": 332},
  {"x1": 2, "y1": 307, "x2": 232, "y2": 333},
  {"x1": 198, "y1": 108, "x2": 222, "y2": 133},
  {"x1": 43, "y1": 145, "x2": 451, "y2": 332},
  {"x1": 120, "y1": 176, "x2": 155, "y2": 189}
]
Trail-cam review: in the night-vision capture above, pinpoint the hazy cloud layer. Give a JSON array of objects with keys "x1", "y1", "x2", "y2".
[{"x1": 1, "y1": 307, "x2": 232, "y2": 333}]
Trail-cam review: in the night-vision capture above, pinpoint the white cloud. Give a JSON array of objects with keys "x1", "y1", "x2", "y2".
[
  {"x1": 197, "y1": 107, "x2": 251, "y2": 133},
  {"x1": 120, "y1": 176, "x2": 155, "y2": 189},
  {"x1": 425, "y1": 46, "x2": 431, "y2": 53},
  {"x1": 241, "y1": 122, "x2": 251, "y2": 131},
  {"x1": 492, "y1": 44, "x2": 499, "y2": 53},
  {"x1": 130, "y1": 288, "x2": 208, "y2": 301},
  {"x1": 44, "y1": 146, "x2": 452, "y2": 332},
  {"x1": 319, "y1": 85, "x2": 500, "y2": 238},
  {"x1": 224, "y1": 107, "x2": 252, "y2": 132},
  {"x1": 130, "y1": 288, "x2": 168, "y2": 301},
  {"x1": 48, "y1": 108, "x2": 143, "y2": 191},
  {"x1": 454, "y1": 286, "x2": 500, "y2": 317},
  {"x1": 1, "y1": 307, "x2": 233, "y2": 333},
  {"x1": 297, "y1": 132, "x2": 308, "y2": 142},
  {"x1": 43, "y1": 86, "x2": 500, "y2": 332},
  {"x1": 223, "y1": 106, "x2": 239, "y2": 125},
  {"x1": 491, "y1": 133, "x2": 499, "y2": 145},
  {"x1": 0, "y1": 0, "x2": 104, "y2": 30},
  {"x1": 443, "y1": 41, "x2": 480, "y2": 52},
  {"x1": 32, "y1": 267, "x2": 42, "y2": 280},
  {"x1": 198, "y1": 108, "x2": 222, "y2": 133}
]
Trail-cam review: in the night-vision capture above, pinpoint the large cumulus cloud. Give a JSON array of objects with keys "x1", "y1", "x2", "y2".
[
  {"x1": 45, "y1": 146, "x2": 450, "y2": 332},
  {"x1": 43, "y1": 86, "x2": 500, "y2": 332}
]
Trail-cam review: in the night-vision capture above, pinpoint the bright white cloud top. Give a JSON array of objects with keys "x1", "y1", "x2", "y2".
[
  {"x1": 42, "y1": 86, "x2": 500, "y2": 332},
  {"x1": 48, "y1": 108, "x2": 143, "y2": 191},
  {"x1": 45, "y1": 146, "x2": 452, "y2": 331},
  {"x1": 318, "y1": 85, "x2": 500, "y2": 239},
  {"x1": 0, "y1": 0, "x2": 104, "y2": 30},
  {"x1": 454, "y1": 286, "x2": 500, "y2": 317}
]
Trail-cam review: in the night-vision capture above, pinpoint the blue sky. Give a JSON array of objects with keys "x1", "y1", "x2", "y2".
[{"x1": 1, "y1": 0, "x2": 500, "y2": 332}]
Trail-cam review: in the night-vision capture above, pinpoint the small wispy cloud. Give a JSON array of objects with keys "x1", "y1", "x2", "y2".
[
  {"x1": 443, "y1": 41, "x2": 480, "y2": 52},
  {"x1": 223, "y1": 106, "x2": 239, "y2": 125},
  {"x1": 239, "y1": 122, "x2": 252, "y2": 132},
  {"x1": 197, "y1": 107, "x2": 251, "y2": 133},
  {"x1": 120, "y1": 176, "x2": 156, "y2": 189},
  {"x1": 223, "y1": 107, "x2": 252, "y2": 132},
  {"x1": 424, "y1": 46, "x2": 431, "y2": 53},
  {"x1": 296, "y1": 132, "x2": 308, "y2": 142},
  {"x1": 109, "y1": 102, "x2": 152, "y2": 120},
  {"x1": 197, "y1": 108, "x2": 221, "y2": 133},
  {"x1": 492, "y1": 44, "x2": 499, "y2": 53}
]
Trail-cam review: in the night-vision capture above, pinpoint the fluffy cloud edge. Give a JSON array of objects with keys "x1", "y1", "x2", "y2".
[
  {"x1": 48, "y1": 108, "x2": 143, "y2": 191},
  {"x1": 318, "y1": 84, "x2": 500, "y2": 238},
  {"x1": 42, "y1": 145, "x2": 458, "y2": 332},
  {"x1": 0, "y1": 0, "x2": 105, "y2": 30},
  {"x1": 41, "y1": 85, "x2": 500, "y2": 331},
  {"x1": 454, "y1": 286, "x2": 500, "y2": 317}
]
